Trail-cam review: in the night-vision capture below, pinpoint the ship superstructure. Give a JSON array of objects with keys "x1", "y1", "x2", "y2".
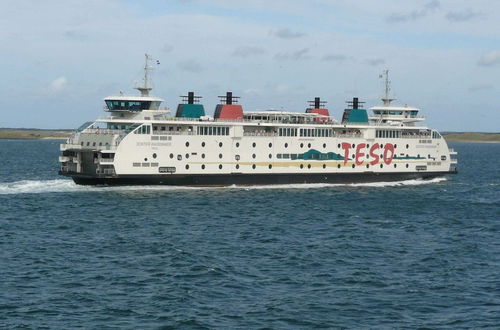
[{"x1": 59, "y1": 57, "x2": 457, "y2": 185}]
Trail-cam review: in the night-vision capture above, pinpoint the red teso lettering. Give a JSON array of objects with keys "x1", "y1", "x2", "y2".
[
  {"x1": 383, "y1": 143, "x2": 395, "y2": 165},
  {"x1": 341, "y1": 142, "x2": 351, "y2": 164},
  {"x1": 369, "y1": 143, "x2": 380, "y2": 165},
  {"x1": 355, "y1": 143, "x2": 366, "y2": 165}
]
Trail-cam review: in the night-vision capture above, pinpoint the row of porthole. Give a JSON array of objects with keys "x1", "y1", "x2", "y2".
[
  {"x1": 161, "y1": 151, "x2": 420, "y2": 165},
  {"x1": 190, "y1": 141, "x2": 412, "y2": 150},
  {"x1": 189, "y1": 163, "x2": 411, "y2": 170}
]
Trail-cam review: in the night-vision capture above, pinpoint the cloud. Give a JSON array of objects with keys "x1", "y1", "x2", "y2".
[
  {"x1": 274, "y1": 48, "x2": 310, "y2": 61},
  {"x1": 232, "y1": 46, "x2": 266, "y2": 57},
  {"x1": 177, "y1": 59, "x2": 204, "y2": 73},
  {"x1": 446, "y1": 9, "x2": 481, "y2": 22},
  {"x1": 478, "y1": 50, "x2": 500, "y2": 67},
  {"x1": 365, "y1": 58, "x2": 385, "y2": 66},
  {"x1": 161, "y1": 44, "x2": 174, "y2": 53},
  {"x1": 322, "y1": 54, "x2": 351, "y2": 62},
  {"x1": 270, "y1": 28, "x2": 305, "y2": 39},
  {"x1": 386, "y1": 0, "x2": 440, "y2": 23},
  {"x1": 63, "y1": 30, "x2": 88, "y2": 41},
  {"x1": 48, "y1": 77, "x2": 68, "y2": 92},
  {"x1": 468, "y1": 84, "x2": 494, "y2": 92}
]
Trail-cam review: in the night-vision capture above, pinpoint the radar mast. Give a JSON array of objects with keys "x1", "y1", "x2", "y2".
[
  {"x1": 381, "y1": 69, "x2": 396, "y2": 106},
  {"x1": 135, "y1": 54, "x2": 154, "y2": 96}
]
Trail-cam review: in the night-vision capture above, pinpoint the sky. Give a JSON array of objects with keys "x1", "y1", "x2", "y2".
[{"x1": 1, "y1": 0, "x2": 499, "y2": 131}]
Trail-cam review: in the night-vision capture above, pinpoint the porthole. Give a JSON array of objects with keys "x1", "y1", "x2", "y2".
[
  {"x1": 219, "y1": 164, "x2": 223, "y2": 169},
  {"x1": 406, "y1": 144, "x2": 409, "y2": 149},
  {"x1": 322, "y1": 164, "x2": 326, "y2": 169},
  {"x1": 300, "y1": 164, "x2": 304, "y2": 169},
  {"x1": 252, "y1": 142, "x2": 256, "y2": 148},
  {"x1": 170, "y1": 153, "x2": 174, "y2": 159},
  {"x1": 153, "y1": 153, "x2": 157, "y2": 159},
  {"x1": 268, "y1": 164, "x2": 272, "y2": 169},
  {"x1": 252, "y1": 164, "x2": 256, "y2": 169},
  {"x1": 202, "y1": 142, "x2": 206, "y2": 147},
  {"x1": 337, "y1": 164, "x2": 341, "y2": 169},
  {"x1": 235, "y1": 155, "x2": 240, "y2": 161},
  {"x1": 236, "y1": 164, "x2": 240, "y2": 170},
  {"x1": 219, "y1": 142, "x2": 223, "y2": 147},
  {"x1": 252, "y1": 154, "x2": 256, "y2": 159},
  {"x1": 201, "y1": 164, "x2": 205, "y2": 169},
  {"x1": 177, "y1": 155, "x2": 182, "y2": 161},
  {"x1": 185, "y1": 153, "x2": 189, "y2": 159},
  {"x1": 380, "y1": 144, "x2": 384, "y2": 148},
  {"x1": 285, "y1": 143, "x2": 288, "y2": 148},
  {"x1": 269, "y1": 143, "x2": 272, "y2": 148},
  {"x1": 307, "y1": 164, "x2": 311, "y2": 169},
  {"x1": 367, "y1": 144, "x2": 370, "y2": 148},
  {"x1": 308, "y1": 143, "x2": 311, "y2": 148},
  {"x1": 380, "y1": 164, "x2": 383, "y2": 168},
  {"x1": 428, "y1": 154, "x2": 431, "y2": 158},
  {"x1": 144, "y1": 158, "x2": 148, "y2": 161},
  {"x1": 394, "y1": 144, "x2": 397, "y2": 148},
  {"x1": 300, "y1": 143, "x2": 304, "y2": 148},
  {"x1": 323, "y1": 143, "x2": 326, "y2": 148},
  {"x1": 99, "y1": 142, "x2": 102, "y2": 146},
  {"x1": 352, "y1": 144, "x2": 355, "y2": 148},
  {"x1": 406, "y1": 164, "x2": 409, "y2": 168},
  {"x1": 352, "y1": 164, "x2": 355, "y2": 168},
  {"x1": 86, "y1": 142, "x2": 90, "y2": 146},
  {"x1": 366, "y1": 164, "x2": 370, "y2": 168},
  {"x1": 219, "y1": 153, "x2": 223, "y2": 159},
  {"x1": 337, "y1": 143, "x2": 341, "y2": 148},
  {"x1": 394, "y1": 164, "x2": 397, "y2": 168},
  {"x1": 236, "y1": 142, "x2": 240, "y2": 148},
  {"x1": 185, "y1": 164, "x2": 189, "y2": 170},
  {"x1": 93, "y1": 142, "x2": 96, "y2": 146},
  {"x1": 185, "y1": 142, "x2": 189, "y2": 147},
  {"x1": 417, "y1": 154, "x2": 420, "y2": 158},
  {"x1": 352, "y1": 154, "x2": 355, "y2": 159},
  {"x1": 268, "y1": 154, "x2": 272, "y2": 159},
  {"x1": 201, "y1": 153, "x2": 205, "y2": 159}
]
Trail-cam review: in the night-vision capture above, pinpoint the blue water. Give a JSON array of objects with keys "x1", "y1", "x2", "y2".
[{"x1": 0, "y1": 140, "x2": 499, "y2": 328}]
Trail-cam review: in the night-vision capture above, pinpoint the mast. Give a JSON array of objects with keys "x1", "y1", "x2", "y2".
[
  {"x1": 135, "y1": 54, "x2": 153, "y2": 96},
  {"x1": 381, "y1": 69, "x2": 396, "y2": 106}
]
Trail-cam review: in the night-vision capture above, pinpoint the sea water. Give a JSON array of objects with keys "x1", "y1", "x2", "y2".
[{"x1": 0, "y1": 140, "x2": 499, "y2": 328}]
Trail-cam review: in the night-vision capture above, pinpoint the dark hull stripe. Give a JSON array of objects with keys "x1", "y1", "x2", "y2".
[{"x1": 60, "y1": 171, "x2": 456, "y2": 186}]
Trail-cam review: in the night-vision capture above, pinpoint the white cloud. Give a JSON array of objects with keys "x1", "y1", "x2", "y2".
[
  {"x1": 446, "y1": 9, "x2": 481, "y2": 22},
  {"x1": 386, "y1": 0, "x2": 440, "y2": 23},
  {"x1": 232, "y1": 46, "x2": 266, "y2": 57},
  {"x1": 478, "y1": 50, "x2": 500, "y2": 67},
  {"x1": 177, "y1": 59, "x2": 204, "y2": 73},
  {"x1": 275, "y1": 48, "x2": 310, "y2": 61},
  {"x1": 49, "y1": 77, "x2": 68, "y2": 92},
  {"x1": 270, "y1": 28, "x2": 305, "y2": 39}
]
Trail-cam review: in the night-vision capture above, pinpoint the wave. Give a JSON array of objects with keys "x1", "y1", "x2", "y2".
[{"x1": 0, "y1": 177, "x2": 447, "y2": 195}]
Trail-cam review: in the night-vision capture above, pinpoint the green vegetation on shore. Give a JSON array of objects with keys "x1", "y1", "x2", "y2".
[
  {"x1": 442, "y1": 132, "x2": 500, "y2": 143},
  {"x1": 0, "y1": 128, "x2": 72, "y2": 140}
]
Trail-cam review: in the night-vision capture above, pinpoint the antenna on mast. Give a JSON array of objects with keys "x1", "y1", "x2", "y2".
[
  {"x1": 135, "y1": 54, "x2": 154, "y2": 96},
  {"x1": 381, "y1": 69, "x2": 396, "y2": 106}
]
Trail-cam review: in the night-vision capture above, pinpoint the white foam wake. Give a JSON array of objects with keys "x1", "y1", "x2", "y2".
[
  {"x1": 230, "y1": 177, "x2": 448, "y2": 190},
  {"x1": 0, "y1": 177, "x2": 447, "y2": 195}
]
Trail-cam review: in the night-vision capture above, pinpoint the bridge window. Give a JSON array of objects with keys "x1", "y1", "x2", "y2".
[{"x1": 105, "y1": 100, "x2": 151, "y2": 111}]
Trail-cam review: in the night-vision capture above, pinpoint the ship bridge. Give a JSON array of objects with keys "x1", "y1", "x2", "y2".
[{"x1": 369, "y1": 105, "x2": 425, "y2": 126}]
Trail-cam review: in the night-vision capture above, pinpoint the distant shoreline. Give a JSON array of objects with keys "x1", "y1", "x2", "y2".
[{"x1": 1, "y1": 128, "x2": 499, "y2": 143}]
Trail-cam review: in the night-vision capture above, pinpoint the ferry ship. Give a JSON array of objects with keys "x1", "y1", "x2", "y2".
[{"x1": 59, "y1": 55, "x2": 457, "y2": 185}]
